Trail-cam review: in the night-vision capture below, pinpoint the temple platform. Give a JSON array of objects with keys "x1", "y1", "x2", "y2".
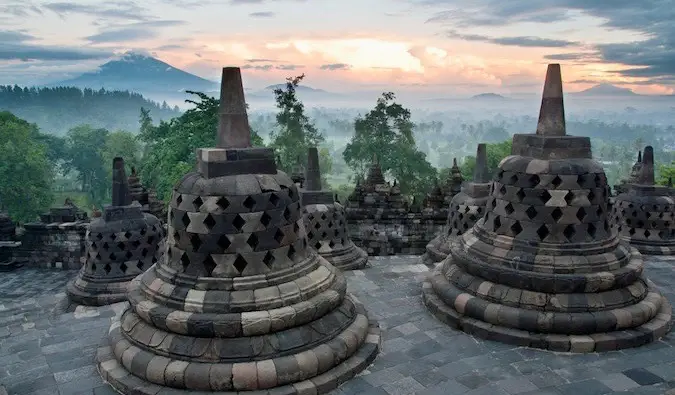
[{"x1": 0, "y1": 256, "x2": 674, "y2": 395}]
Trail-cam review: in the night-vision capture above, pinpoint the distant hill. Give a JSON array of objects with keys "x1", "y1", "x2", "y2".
[
  {"x1": 263, "y1": 84, "x2": 329, "y2": 93},
  {"x1": 471, "y1": 93, "x2": 508, "y2": 100},
  {"x1": 574, "y1": 83, "x2": 637, "y2": 96},
  {"x1": 0, "y1": 85, "x2": 181, "y2": 135},
  {"x1": 48, "y1": 52, "x2": 218, "y2": 97}
]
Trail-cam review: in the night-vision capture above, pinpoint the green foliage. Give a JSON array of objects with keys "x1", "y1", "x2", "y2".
[
  {"x1": 343, "y1": 92, "x2": 436, "y2": 199},
  {"x1": 657, "y1": 162, "x2": 675, "y2": 186},
  {"x1": 0, "y1": 85, "x2": 181, "y2": 136},
  {"x1": 138, "y1": 91, "x2": 264, "y2": 201},
  {"x1": 0, "y1": 111, "x2": 54, "y2": 222},
  {"x1": 269, "y1": 74, "x2": 327, "y2": 174},
  {"x1": 457, "y1": 139, "x2": 513, "y2": 180},
  {"x1": 61, "y1": 125, "x2": 110, "y2": 208}
]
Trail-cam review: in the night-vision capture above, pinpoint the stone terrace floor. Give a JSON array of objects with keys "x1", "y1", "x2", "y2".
[{"x1": 0, "y1": 256, "x2": 674, "y2": 395}]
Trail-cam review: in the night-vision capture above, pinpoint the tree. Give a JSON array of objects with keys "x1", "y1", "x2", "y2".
[
  {"x1": 456, "y1": 139, "x2": 513, "y2": 181},
  {"x1": 62, "y1": 125, "x2": 110, "y2": 207},
  {"x1": 0, "y1": 111, "x2": 54, "y2": 222},
  {"x1": 103, "y1": 130, "x2": 143, "y2": 183},
  {"x1": 269, "y1": 74, "x2": 328, "y2": 175},
  {"x1": 138, "y1": 92, "x2": 264, "y2": 200},
  {"x1": 657, "y1": 162, "x2": 675, "y2": 186},
  {"x1": 343, "y1": 92, "x2": 436, "y2": 199}
]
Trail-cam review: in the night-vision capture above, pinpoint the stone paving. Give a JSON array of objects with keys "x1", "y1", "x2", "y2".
[{"x1": 0, "y1": 255, "x2": 674, "y2": 395}]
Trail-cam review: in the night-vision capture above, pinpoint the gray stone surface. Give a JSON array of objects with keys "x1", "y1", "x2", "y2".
[{"x1": 1, "y1": 255, "x2": 674, "y2": 394}]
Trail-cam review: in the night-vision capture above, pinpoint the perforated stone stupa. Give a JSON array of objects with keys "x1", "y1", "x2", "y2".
[
  {"x1": 422, "y1": 144, "x2": 491, "y2": 264},
  {"x1": 128, "y1": 167, "x2": 166, "y2": 221},
  {"x1": 423, "y1": 64, "x2": 672, "y2": 352},
  {"x1": 66, "y1": 158, "x2": 164, "y2": 306},
  {"x1": 301, "y1": 147, "x2": 368, "y2": 270},
  {"x1": 443, "y1": 158, "x2": 465, "y2": 204},
  {"x1": 96, "y1": 67, "x2": 380, "y2": 394},
  {"x1": 613, "y1": 146, "x2": 675, "y2": 255}
]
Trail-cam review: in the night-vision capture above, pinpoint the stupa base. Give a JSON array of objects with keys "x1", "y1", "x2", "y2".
[
  {"x1": 96, "y1": 296, "x2": 381, "y2": 395},
  {"x1": 66, "y1": 276, "x2": 131, "y2": 307},
  {"x1": 623, "y1": 239, "x2": 675, "y2": 256},
  {"x1": 422, "y1": 266, "x2": 673, "y2": 353},
  {"x1": 321, "y1": 242, "x2": 369, "y2": 271},
  {"x1": 420, "y1": 235, "x2": 451, "y2": 265}
]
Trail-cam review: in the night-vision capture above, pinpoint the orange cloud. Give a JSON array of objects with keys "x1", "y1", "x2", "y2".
[{"x1": 150, "y1": 33, "x2": 671, "y2": 94}]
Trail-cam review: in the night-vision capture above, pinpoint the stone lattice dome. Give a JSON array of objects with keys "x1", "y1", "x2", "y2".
[
  {"x1": 613, "y1": 146, "x2": 675, "y2": 255},
  {"x1": 423, "y1": 64, "x2": 672, "y2": 352},
  {"x1": 96, "y1": 67, "x2": 380, "y2": 394}
]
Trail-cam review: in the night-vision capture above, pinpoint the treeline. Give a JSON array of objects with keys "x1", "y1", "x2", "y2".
[
  {"x1": 2, "y1": 75, "x2": 674, "y2": 224},
  {"x1": 0, "y1": 85, "x2": 182, "y2": 136}
]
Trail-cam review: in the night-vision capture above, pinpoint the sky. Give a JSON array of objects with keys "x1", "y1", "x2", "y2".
[{"x1": 1, "y1": 0, "x2": 674, "y2": 95}]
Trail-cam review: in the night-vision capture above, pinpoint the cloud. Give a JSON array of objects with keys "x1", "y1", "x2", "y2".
[
  {"x1": 242, "y1": 63, "x2": 303, "y2": 71},
  {"x1": 0, "y1": 44, "x2": 113, "y2": 61},
  {"x1": 155, "y1": 44, "x2": 184, "y2": 51},
  {"x1": 319, "y1": 63, "x2": 351, "y2": 70},
  {"x1": 0, "y1": 2, "x2": 43, "y2": 17},
  {"x1": 277, "y1": 64, "x2": 302, "y2": 70},
  {"x1": 243, "y1": 64, "x2": 273, "y2": 71},
  {"x1": 249, "y1": 11, "x2": 275, "y2": 18},
  {"x1": 543, "y1": 52, "x2": 595, "y2": 61},
  {"x1": 446, "y1": 30, "x2": 578, "y2": 48},
  {"x1": 0, "y1": 29, "x2": 112, "y2": 61},
  {"x1": 246, "y1": 58, "x2": 279, "y2": 63},
  {"x1": 418, "y1": 0, "x2": 675, "y2": 84},
  {"x1": 0, "y1": 30, "x2": 35, "y2": 42},
  {"x1": 43, "y1": 1, "x2": 150, "y2": 21},
  {"x1": 85, "y1": 28, "x2": 155, "y2": 43},
  {"x1": 84, "y1": 20, "x2": 186, "y2": 43}
]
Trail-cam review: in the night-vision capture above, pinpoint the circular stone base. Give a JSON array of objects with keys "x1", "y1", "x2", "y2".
[
  {"x1": 322, "y1": 242, "x2": 369, "y2": 271},
  {"x1": 624, "y1": 240, "x2": 675, "y2": 256},
  {"x1": 96, "y1": 299, "x2": 381, "y2": 395},
  {"x1": 422, "y1": 268, "x2": 673, "y2": 353},
  {"x1": 420, "y1": 235, "x2": 451, "y2": 265},
  {"x1": 65, "y1": 278, "x2": 129, "y2": 307}
]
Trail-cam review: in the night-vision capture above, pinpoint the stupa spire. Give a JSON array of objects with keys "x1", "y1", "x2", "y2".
[
  {"x1": 536, "y1": 63, "x2": 565, "y2": 136},
  {"x1": 216, "y1": 67, "x2": 251, "y2": 149},
  {"x1": 111, "y1": 157, "x2": 131, "y2": 206},
  {"x1": 473, "y1": 143, "x2": 489, "y2": 183},
  {"x1": 638, "y1": 145, "x2": 655, "y2": 185},
  {"x1": 305, "y1": 147, "x2": 322, "y2": 191}
]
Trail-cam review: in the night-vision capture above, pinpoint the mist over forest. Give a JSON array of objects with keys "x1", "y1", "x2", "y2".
[{"x1": 1, "y1": 53, "x2": 674, "y2": 223}]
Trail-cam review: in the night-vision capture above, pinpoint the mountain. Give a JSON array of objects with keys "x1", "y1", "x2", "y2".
[
  {"x1": 48, "y1": 52, "x2": 218, "y2": 97},
  {"x1": 471, "y1": 93, "x2": 508, "y2": 100},
  {"x1": 574, "y1": 83, "x2": 638, "y2": 96}
]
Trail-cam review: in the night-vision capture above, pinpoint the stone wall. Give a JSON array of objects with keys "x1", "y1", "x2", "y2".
[
  {"x1": 347, "y1": 208, "x2": 446, "y2": 255},
  {"x1": 16, "y1": 222, "x2": 88, "y2": 269}
]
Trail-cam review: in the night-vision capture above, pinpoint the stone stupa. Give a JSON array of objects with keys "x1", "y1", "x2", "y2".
[
  {"x1": 301, "y1": 147, "x2": 369, "y2": 270},
  {"x1": 422, "y1": 143, "x2": 491, "y2": 264},
  {"x1": 614, "y1": 151, "x2": 643, "y2": 195},
  {"x1": 97, "y1": 67, "x2": 380, "y2": 394},
  {"x1": 613, "y1": 146, "x2": 675, "y2": 255},
  {"x1": 0, "y1": 206, "x2": 21, "y2": 271},
  {"x1": 66, "y1": 158, "x2": 164, "y2": 306},
  {"x1": 423, "y1": 64, "x2": 672, "y2": 352}
]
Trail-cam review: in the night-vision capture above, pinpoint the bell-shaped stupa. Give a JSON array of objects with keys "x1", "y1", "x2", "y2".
[
  {"x1": 422, "y1": 64, "x2": 672, "y2": 352},
  {"x1": 66, "y1": 158, "x2": 164, "y2": 305},
  {"x1": 96, "y1": 67, "x2": 380, "y2": 394},
  {"x1": 613, "y1": 146, "x2": 675, "y2": 255},
  {"x1": 423, "y1": 143, "x2": 491, "y2": 264},
  {"x1": 301, "y1": 147, "x2": 369, "y2": 270}
]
